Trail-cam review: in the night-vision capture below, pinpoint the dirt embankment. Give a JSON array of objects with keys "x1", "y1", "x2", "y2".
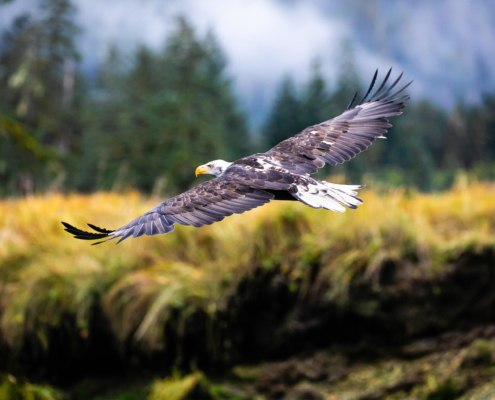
[{"x1": 2, "y1": 247, "x2": 495, "y2": 399}]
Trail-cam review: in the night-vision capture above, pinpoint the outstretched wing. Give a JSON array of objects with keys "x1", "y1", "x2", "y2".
[
  {"x1": 62, "y1": 175, "x2": 274, "y2": 245},
  {"x1": 249, "y1": 69, "x2": 411, "y2": 175}
]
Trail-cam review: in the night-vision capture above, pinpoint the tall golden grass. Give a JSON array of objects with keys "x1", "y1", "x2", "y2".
[{"x1": 1, "y1": 177, "x2": 494, "y2": 350}]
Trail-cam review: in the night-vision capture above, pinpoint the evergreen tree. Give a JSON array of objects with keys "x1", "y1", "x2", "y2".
[
  {"x1": 0, "y1": 0, "x2": 82, "y2": 195},
  {"x1": 481, "y1": 94, "x2": 495, "y2": 160},
  {"x1": 159, "y1": 18, "x2": 249, "y2": 191},
  {"x1": 300, "y1": 59, "x2": 330, "y2": 128},
  {"x1": 328, "y1": 40, "x2": 367, "y2": 182},
  {"x1": 328, "y1": 39, "x2": 362, "y2": 115},
  {"x1": 384, "y1": 100, "x2": 447, "y2": 190},
  {"x1": 444, "y1": 100, "x2": 493, "y2": 171},
  {"x1": 39, "y1": 0, "x2": 81, "y2": 155},
  {"x1": 78, "y1": 17, "x2": 249, "y2": 194},
  {"x1": 262, "y1": 75, "x2": 304, "y2": 149}
]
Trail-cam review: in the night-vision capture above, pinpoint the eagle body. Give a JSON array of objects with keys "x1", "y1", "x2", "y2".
[{"x1": 63, "y1": 69, "x2": 411, "y2": 244}]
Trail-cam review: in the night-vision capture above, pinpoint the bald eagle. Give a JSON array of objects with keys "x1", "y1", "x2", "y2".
[{"x1": 63, "y1": 69, "x2": 411, "y2": 245}]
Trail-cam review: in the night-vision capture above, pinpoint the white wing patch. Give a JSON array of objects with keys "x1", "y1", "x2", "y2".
[{"x1": 257, "y1": 158, "x2": 294, "y2": 174}]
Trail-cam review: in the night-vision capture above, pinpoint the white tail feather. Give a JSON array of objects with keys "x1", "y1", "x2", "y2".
[{"x1": 294, "y1": 181, "x2": 364, "y2": 212}]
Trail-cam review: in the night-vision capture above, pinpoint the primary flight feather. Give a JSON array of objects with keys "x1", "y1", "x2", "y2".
[{"x1": 63, "y1": 69, "x2": 411, "y2": 245}]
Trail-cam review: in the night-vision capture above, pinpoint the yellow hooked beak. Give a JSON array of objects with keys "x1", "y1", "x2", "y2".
[{"x1": 195, "y1": 165, "x2": 211, "y2": 177}]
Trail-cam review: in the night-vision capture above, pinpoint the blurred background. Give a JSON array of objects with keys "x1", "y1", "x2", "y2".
[
  {"x1": 1, "y1": 1, "x2": 495, "y2": 399},
  {"x1": 1, "y1": 0, "x2": 495, "y2": 196}
]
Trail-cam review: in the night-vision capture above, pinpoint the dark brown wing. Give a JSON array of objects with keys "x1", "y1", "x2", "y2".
[
  {"x1": 252, "y1": 69, "x2": 411, "y2": 175},
  {"x1": 62, "y1": 174, "x2": 274, "y2": 244}
]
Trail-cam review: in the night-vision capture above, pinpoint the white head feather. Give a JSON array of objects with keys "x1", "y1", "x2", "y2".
[{"x1": 196, "y1": 159, "x2": 233, "y2": 177}]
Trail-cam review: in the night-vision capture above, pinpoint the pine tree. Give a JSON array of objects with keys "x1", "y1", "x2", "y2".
[
  {"x1": 328, "y1": 39, "x2": 361, "y2": 115},
  {"x1": 300, "y1": 59, "x2": 330, "y2": 128},
  {"x1": 384, "y1": 100, "x2": 446, "y2": 190},
  {"x1": 78, "y1": 17, "x2": 249, "y2": 194},
  {"x1": 328, "y1": 40, "x2": 366, "y2": 182},
  {"x1": 262, "y1": 75, "x2": 304, "y2": 149},
  {"x1": 159, "y1": 18, "x2": 249, "y2": 191},
  {"x1": 0, "y1": 0, "x2": 82, "y2": 195},
  {"x1": 480, "y1": 94, "x2": 495, "y2": 160},
  {"x1": 39, "y1": 0, "x2": 81, "y2": 155}
]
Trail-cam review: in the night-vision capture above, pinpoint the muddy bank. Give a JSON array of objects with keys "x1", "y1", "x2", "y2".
[
  {"x1": 1, "y1": 247, "x2": 494, "y2": 386},
  {"x1": 194, "y1": 329, "x2": 495, "y2": 400}
]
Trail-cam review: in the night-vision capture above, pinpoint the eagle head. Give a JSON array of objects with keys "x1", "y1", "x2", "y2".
[{"x1": 195, "y1": 160, "x2": 232, "y2": 177}]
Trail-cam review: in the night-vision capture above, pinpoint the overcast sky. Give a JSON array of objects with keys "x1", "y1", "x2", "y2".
[{"x1": 1, "y1": 0, "x2": 494, "y2": 128}]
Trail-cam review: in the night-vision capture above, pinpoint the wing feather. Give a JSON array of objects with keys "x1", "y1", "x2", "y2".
[
  {"x1": 241, "y1": 70, "x2": 411, "y2": 173},
  {"x1": 62, "y1": 175, "x2": 274, "y2": 244}
]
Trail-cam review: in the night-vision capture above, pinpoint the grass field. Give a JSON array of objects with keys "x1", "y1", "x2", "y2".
[
  {"x1": 1, "y1": 177, "x2": 494, "y2": 353},
  {"x1": 1, "y1": 177, "x2": 495, "y2": 399}
]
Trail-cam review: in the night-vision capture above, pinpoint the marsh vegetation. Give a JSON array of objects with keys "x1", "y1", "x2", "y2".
[{"x1": 1, "y1": 178, "x2": 495, "y2": 398}]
